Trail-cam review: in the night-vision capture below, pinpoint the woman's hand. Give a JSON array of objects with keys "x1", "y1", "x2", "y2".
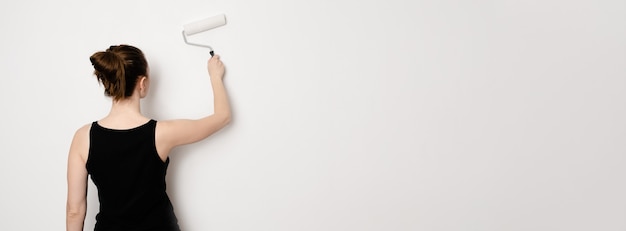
[{"x1": 208, "y1": 54, "x2": 225, "y2": 80}]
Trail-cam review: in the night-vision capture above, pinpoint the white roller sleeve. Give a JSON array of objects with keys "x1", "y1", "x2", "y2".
[{"x1": 183, "y1": 14, "x2": 226, "y2": 36}]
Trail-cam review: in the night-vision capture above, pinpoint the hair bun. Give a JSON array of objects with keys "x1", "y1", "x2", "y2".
[
  {"x1": 89, "y1": 50, "x2": 126, "y2": 98},
  {"x1": 90, "y1": 51, "x2": 120, "y2": 81}
]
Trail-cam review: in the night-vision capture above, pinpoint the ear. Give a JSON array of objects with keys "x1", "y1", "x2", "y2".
[{"x1": 138, "y1": 76, "x2": 149, "y2": 98}]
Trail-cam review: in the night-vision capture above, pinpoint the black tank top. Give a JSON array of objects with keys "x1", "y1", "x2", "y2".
[{"x1": 86, "y1": 120, "x2": 180, "y2": 231}]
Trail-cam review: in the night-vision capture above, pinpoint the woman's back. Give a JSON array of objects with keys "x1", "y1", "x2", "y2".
[{"x1": 87, "y1": 120, "x2": 179, "y2": 231}]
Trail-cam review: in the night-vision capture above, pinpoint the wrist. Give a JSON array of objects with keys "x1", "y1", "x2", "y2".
[{"x1": 210, "y1": 77, "x2": 224, "y2": 83}]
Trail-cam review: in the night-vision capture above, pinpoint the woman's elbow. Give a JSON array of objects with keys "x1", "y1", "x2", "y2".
[
  {"x1": 67, "y1": 210, "x2": 84, "y2": 219},
  {"x1": 222, "y1": 113, "x2": 232, "y2": 126},
  {"x1": 66, "y1": 208, "x2": 86, "y2": 221},
  {"x1": 66, "y1": 201, "x2": 86, "y2": 219}
]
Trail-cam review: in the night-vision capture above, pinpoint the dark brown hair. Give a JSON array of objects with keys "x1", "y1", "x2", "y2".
[{"x1": 89, "y1": 45, "x2": 148, "y2": 100}]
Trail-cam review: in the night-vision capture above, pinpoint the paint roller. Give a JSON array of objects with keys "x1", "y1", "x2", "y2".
[{"x1": 182, "y1": 14, "x2": 227, "y2": 56}]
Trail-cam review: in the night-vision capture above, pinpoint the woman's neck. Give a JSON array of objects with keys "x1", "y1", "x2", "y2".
[
  {"x1": 97, "y1": 97, "x2": 148, "y2": 129},
  {"x1": 107, "y1": 97, "x2": 145, "y2": 121}
]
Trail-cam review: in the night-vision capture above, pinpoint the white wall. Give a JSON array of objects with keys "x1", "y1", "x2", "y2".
[{"x1": 1, "y1": 0, "x2": 624, "y2": 230}]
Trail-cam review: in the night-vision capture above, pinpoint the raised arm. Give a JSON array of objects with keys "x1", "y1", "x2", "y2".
[{"x1": 155, "y1": 55, "x2": 231, "y2": 158}]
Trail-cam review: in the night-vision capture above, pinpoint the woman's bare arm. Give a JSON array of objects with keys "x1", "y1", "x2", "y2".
[{"x1": 66, "y1": 125, "x2": 90, "y2": 231}]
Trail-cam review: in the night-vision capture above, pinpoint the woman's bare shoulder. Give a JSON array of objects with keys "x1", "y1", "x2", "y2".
[
  {"x1": 74, "y1": 123, "x2": 92, "y2": 137},
  {"x1": 69, "y1": 123, "x2": 93, "y2": 161}
]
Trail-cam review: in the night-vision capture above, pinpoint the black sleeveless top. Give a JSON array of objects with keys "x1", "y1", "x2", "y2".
[{"x1": 86, "y1": 120, "x2": 180, "y2": 231}]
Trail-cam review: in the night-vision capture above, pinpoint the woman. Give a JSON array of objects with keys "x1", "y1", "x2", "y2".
[{"x1": 66, "y1": 45, "x2": 231, "y2": 231}]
